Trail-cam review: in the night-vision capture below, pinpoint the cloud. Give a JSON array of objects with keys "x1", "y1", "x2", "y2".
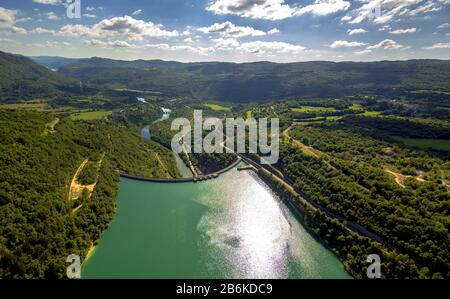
[
  {"x1": 0, "y1": 7, "x2": 27, "y2": 34},
  {"x1": 268, "y1": 28, "x2": 280, "y2": 34},
  {"x1": 206, "y1": 0, "x2": 350, "y2": 21},
  {"x1": 424, "y1": 42, "x2": 450, "y2": 49},
  {"x1": 47, "y1": 12, "x2": 60, "y2": 20},
  {"x1": 30, "y1": 27, "x2": 56, "y2": 34},
  {"x1": 32, "y1": 41, "x2": 72, "y2": 48},
  {"x1": 367, "y1": 39, "x2": 404, "y2": 50},
  {"x1": 437, "y1": 23, "x2": 450, "y2": 29},
  {"x1": 32, "y1": 0, "x2": 61, "y2": 5},
  {"x1": 84, "y1": 39, "x2": 136, "y2": 48},
  {"x1": 329, "y1": 40, "x2": 367, "y2": 48},
  {"x1": 389, "y1": 28, "x2": 417, "y2": 34},
  {"x1": 83, "y1": 14, "x2": 97, "y2": 18},
  {"x1": 344, "y1": 0, "x2": 450, "y2": 25},
  {"x1": 354, "y1": 49, "x2": 372, "y2": 55},
  {"x1": 239, "y1": 40, "x2": 305, "y2": 54},
  {"x1": 86, "y1": 6, "x2": 103, "y2": 11},
  {"x1": 295, "y1": 0, "x2": 350, "y2": 16},
  {"x1": 378, "y1": 25, "x2": 391, "y2": 31},
  {"x1": 11, "y1": 26, "x2": 27, "y2": 34},
  {"x1": 0, "y1": 8, "x2": 16, "y2": 28},
  {"x1": 198, "y1": 21, "x2": 266, "y2": 38},
  {"x1": 58, "y1": 16, "x2": 179, "y2": 40},
  {"x1": 347, "y1": 28, "x2": 367, "y2": 35},
  {"x1": 132, "y1": 9, "x2": 143, "y2": 16},
  {"x1": 16, "y1": 17, "x2": 33, "y2": 23}
]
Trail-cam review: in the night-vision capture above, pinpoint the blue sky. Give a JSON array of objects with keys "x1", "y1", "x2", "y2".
[{"x1": 0, "y1": 0, "x2": 449, "y2": 62}]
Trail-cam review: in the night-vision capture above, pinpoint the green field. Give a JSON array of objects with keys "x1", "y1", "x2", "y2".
[
  {"x1": 291, "y1": 106, "x2": 337, "y2": 113},
  {"x1": 350, "y1": 103, "x2": 364, "y2": 110},
  {"x1": 394, "y1": 137, "x2": 450, "y2": 152},
  {"x1": 70, "y1": 111, "x2": 112, "y2": 121},
  {"x1": 204, "y1": 103, "x2": 231, "y2": 111},
  {"x1": 361, "y1": 111, "x2": 381, "y2": 117},
  {"x1": 0, "y1": 103, "x2": 48, "y2": 110}
]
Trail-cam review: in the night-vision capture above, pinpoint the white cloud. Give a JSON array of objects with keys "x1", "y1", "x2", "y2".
[
  {"x1": 378, "y1": 25, "x2": 391, "y2": 31},
  {"x1": 329, "y1": 40, "x2": 367, "y2": 48},
  {"x1": 347, "y1": 28, "x2": 367, "y2": 35},
  {"x1": 268, "y1": 28, "x2": 280, "y2": 35},
  {"x1": 295, "y1": 0, "x2": 350, "y2": 16},
  {"x1": 389, "y1": 28, "x2": 417, "y2": 34},
  {"x1": 132, "y1": 9, "x2": 143, "y2": 16},
  {"x1": 11, "y1": 26, "x2": 27, "y2": 34},
  {"x1": 46, "y1": 12, "x2": 60, "y2": 20},
  {"x1": 198, "y1": 21, "x2": 266, "y2": 38},
  {"x1": 83, "y1": 14, "x2": 97, "y2": 18},
  {"x1": 58, "y1": 16, "x2": 179, "y2": 40},
  {"x1": 32, "y1": 0, "x2": 61, "y2": 5},
  {"x1": 206, "y1": 0, "x2": 350, "y2": 21},
  {"x1": 354, "y1": 49, "x2": 372, "y2": 55},
  {"x1": 341, "y1": 15, "x2": 352, "y2": 21},
  {"x1": 212, "y1": 37, "x2": 241, "y2": 51},
  {"x1": 84, "y1": 39, "x2": 136, "y2": 48},
  {"x1": 437, "y1": 23, "x2": 450, "y2": 29},
  {"x1": 30, "y1": 27, "x2": 55, "y2": 34},
  {"x1": 0, "y1": 7, "x2": 18, "y2": 28},
  {"x1": 367, "y1": 39, "x2": 404, "y2": 50},
  {"x1": 16, "y1": 17, "x2": 33, "y2": 23},
  {"x1": 424, "y1": 42, "x2": 450, "y2": 49},
  {"x1": 0, "y1": 7, "x2": 27, "y2": 34},
  {"x1": 86, "y1": 6, "x2": 103, "y2": 11},
  {"x1": 344, "y1": 0, "x2": 450, "y2": 25},
  {"x1": 239, "y1": 40, "x2": 306, "y2": 54}
]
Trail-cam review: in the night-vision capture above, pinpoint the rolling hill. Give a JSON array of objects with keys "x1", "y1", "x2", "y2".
[
  {"x1": 0, "y1": 51, "x2": 80, "y2": 102},
  {"x1": 57, "y1": 57, "x2": 450, "y2": 102}
]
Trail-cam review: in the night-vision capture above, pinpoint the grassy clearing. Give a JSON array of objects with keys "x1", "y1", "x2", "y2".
[
  {"x1": 203, "y1": 103, "x2": 231, "y2": 111},
  {"x1": 0, "y1": 103, "x2": 48, "y2": 110},
  {"x1": 350, "y1": 103, "x2": 364, "y2": 110},
  {"x1": 361, "y1": 111, "x2": 381, "y2": 117},
  {"x1": 291, "y1": 106, "x2": 337, "y2": 113},
  {"x1": 70, "y1": 111, "x2": 112, "y2": 121},
  {"x1": 394, "y1": 137, "x2": 450, "y2": 152}
]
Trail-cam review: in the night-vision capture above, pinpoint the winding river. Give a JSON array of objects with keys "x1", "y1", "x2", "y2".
[{"x1": 81, "y1": 108, "x2": 351, "y2": 279}]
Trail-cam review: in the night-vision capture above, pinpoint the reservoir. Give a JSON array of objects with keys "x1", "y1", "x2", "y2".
[
  {"x1": 81, "y1": 108, "x2": 351, "y2": 278},
  {"x1": 81, "y1": 166, "x2": 351, "y2": 278}
]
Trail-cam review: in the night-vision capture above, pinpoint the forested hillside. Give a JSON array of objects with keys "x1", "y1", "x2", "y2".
[
  {"x1": 282, "y1": 117, "x2": 450, "y2": 278},
  {"x1": 0, "y1": 109, "x2": 179, "y2": 278},
  {"x1": 0, "y1": 51, "x2": 80, "y2": 102},
  {"x1": 58, "y1": 58, "x2": 450, "y2": 102}
]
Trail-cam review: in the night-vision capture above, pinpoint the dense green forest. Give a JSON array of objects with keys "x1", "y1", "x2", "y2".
[
  {"x1": 0, "y1": 52, "x2": 80, "y2": 101},
  {"x1": 55, "y1": 57, "x2": 450, "y2": 102},
  {"x1": 0, "y1": 109, "x2": 179, "y2": 278},
  {"x1": 280, "y1": 117, "x2": 449, "y2": 278}
]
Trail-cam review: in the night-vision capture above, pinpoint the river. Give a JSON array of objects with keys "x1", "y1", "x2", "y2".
[{"x1": 81, "y1": 108, "x2": 351, "y2": 279}]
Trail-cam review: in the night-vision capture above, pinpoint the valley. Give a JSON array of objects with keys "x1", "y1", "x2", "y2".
[{"x1": 0, "y1": 51, "x2": 449, "y2": 279}]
